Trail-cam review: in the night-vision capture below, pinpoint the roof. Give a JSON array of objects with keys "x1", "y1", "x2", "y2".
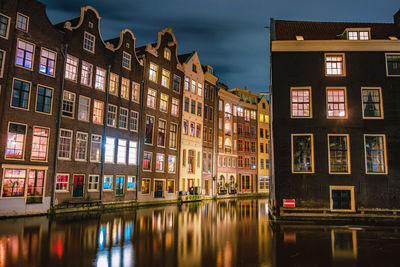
[
  {"x1": 273, "y1": 20, "x2": 400, "y2": 40},
  {"x1": 134, "y1": 43, "x2": 156, "y2": 56},
  {"x1": 105, "y1": 37, "x2": 120, "y2": 47},
  {"x1": 178, "y1": 52, "x2": 195, "y2": 64},
  {"x1": 54, "y1": 17, "x2": 80, "y2": 30}
]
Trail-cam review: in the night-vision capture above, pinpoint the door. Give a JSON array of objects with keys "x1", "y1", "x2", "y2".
[
  {"x1": 27, "y1": 170, "x2": 45, "y2": 204},
  {"x1": 187, "y1": 179, "x2": 194, "y2": 193},
  {"x1": 116, "y1": 176, "x2": 124, "y2": 196},
  {"x1": 204, "y1": 180, "x2": 209, "y2": 195},
  {"x1": 155, "y1": 180, "x2": 163, "y2": 198},
  {"x1": 242, "y1": 175, "x2": 251, "y2": 192},
  {"x1": 73, "y1": 175, "x2": 84, "y2": 197}
]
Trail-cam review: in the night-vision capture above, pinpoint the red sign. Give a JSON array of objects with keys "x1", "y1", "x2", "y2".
[{"x1": 283, "y1": 199, "x2": 295, "y2": 207}]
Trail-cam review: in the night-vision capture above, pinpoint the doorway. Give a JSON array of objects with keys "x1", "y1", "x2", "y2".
[
  {"x1": 155, "y1": 180, "x2": 164, "y2": 198},
  {"x1": 73, "y1": 175, "x2": 84, "y2": 197}
]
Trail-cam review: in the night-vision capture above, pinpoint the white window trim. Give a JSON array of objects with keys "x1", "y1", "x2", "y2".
[
  {"x1": 88, "y1": 174, "x2": 100, "y2": 192},
  {"x1": 329, "y1": 185, "x2": 355, "y2": 212},
  {"x1": 364, "y1": 134, "x2": 388, "y2": 175},
  {"x1": 35, "y1": 84, "x2": 54, "y2": 116},
  {"x1": 119, "y1": 107, "x2": 129, "y2": 130},
  {"x1": 107, "y1": 104, "x2": 117, "y2": 128},
  {"x1": 75, "y1": 131, "x2": 88, "y2": 162},
  {"x1": 143, "y1": 151, "x2": 153, "y2": 172},
  {"x1": 30, "y1": 126, "x2": 50, "y2": 162},
  {"x1": 39, "y1": 47, "x2": 57, "y2": 78},
  {"x1": 122, "y1": 51, "x2": 132, "y2": 70},
  {"x1": 130, "y1": 110, "x2": 139, "y2": 132},
  {"x1": 5, "y1": 121, "x2": 27, "y2": 161},
  {"x1": 127, "y1": 176, "x2": 136, "y2": 191},
  {"x1": 83, "y1": 31, "x2": 95, "y2": 54},
  {"x1": 58, "y1": 128, "x2": 73, "y2": 160},
  {"x1": 16, "y1": 12, "x2": 29, "y2": 32},
  {"x1": 290, "y1": 87, "x2": 312, "y2": 119},
  {"x1": 10, "y1": 77, "x2": 31, "y2": 111},
  {"x1": 90, "y1": 134, "x2": 102, "y2": 163},
  {"x1": 61, "y1": 90, "x2": 76, "y2": 119},
  {"x1": 55, "y1": 173, "x2": 70, "y2": 192},
  {"x1": 103, "y1": 175, "x2": 113, "y2": 191},
  {"x1": 144, "y1": 115, "x2": 155, "y2": 146},
  {"x1": 326, "y1": 87, "x2": 348, "y2": 119},
  {"x1": 15, "y1": 38, "x2": 36, "y2": 71},
  {"x1": 78, "y1": 95, "x2": 91, "y2": 122},
  {"x1": 385, "y1": 53, "x2": 400, "y2": 77},
  {"x1": 361, "y1": 87, "x2": 384, "y2": 119},
  {"x1": 0, "y1": 13, "x2": 11, "y2": 40}
]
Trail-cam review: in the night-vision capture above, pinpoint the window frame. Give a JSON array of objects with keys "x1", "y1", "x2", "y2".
[
  {"x1": 291, "y1": 133, "x2": 315, "y2": 174},
  {"x1": 80, "y1": 61, "x2": 93, "y2": 87},
  {"x1": 58, "y1": 128, "x2": 73, "y2": 160},
  {"x1": 11, "y1": 78, "x2": 31, "y2": 111},
  {"x1": 88, "y1": 174, "x2": 99, "y2": 192},
  {"x1": 326, "y1": 87, "x2": 348, "y2": 119},
  {"x1": 119, "y1": 107, "x2": 129, "y2": 130},
  {"x1": 16, "y1": 12, "x2": 29, "y2": 32},
  {"x1": 30, "y1": 126, "x2": 50, "y2": 162},
  {"x1": 83, "y1": 31, "x2": 95, "y2": 53},
  {"x1": 361, "y1": 87, "x2": 384, "y2": 119},
  {"x1": 35, "y1": 84, "x2": 53, "y2": 115},
  {"x1": 143, "y1": 151, "x2": 153, "y2": 172},
  {"x1": 324, "y1": 53, "x2": 346, "y2": 77},
  {"x1": 39, "y1": 47, "x2": 57, "y2": 77},
  {"x1": 92, "y1": 99, "x2": 104, "y2": 125},
  {"x1": 94, "y1": 67, "x2": 106, "y2": 91},
  {"x1": 122, "y1": 51, "x2": 132, "y2": 70},
  {"x1": 345, "y1": 28, "x2": 371, "y2": 40},
  {"x1": 61, "y1": 90, "x2": 76, "y2": 118},
  {"x1": 329, "y1": 185, "x2": 355, "y2": 212},
  {"x1": 0, "y1": 13, "x2": 11, "y2": 40},
  {"x1": 90, "y1": 134, "x2": 102, "y2": 163},
  {"x1": 120, "y1": 77, "x2": 130, "y2": 100},
  {"x1": 144, "y1": 115, "x2": 155, "y2": 145},
  {"x1": 290, "y1": 87, "x2": 312, "y2": 119},
  {"x1": 149, "y1": 62, "x2": 158, "y2": 83},
  {"x1": 129, "y1": 110, "x2": 138, "y2": 132},
  {"x1": 15, "y1": 38, "x2": 35, "y2": 71},
  {"x1": 0, "y1": 49, "x2": 5, "y2": 78},
  {"x1": 5, "y1": 122, "x2": 27, "y2": 160},
  {"x1": 65, "y1": 54, "x2": 78, "y2": 82},
  {"x1": 77, "y1": 95, "x2": 91, "y2": 122},
  {"x1": 327, "y1": 134, "x2": 351, "y2": 175},
  {"x1": 364, "y1": 134, "x2": 388, "y2": 175},
  {"x1": 106, "y1": 104, "x2": 117, "y2": 127},
  {"x1": 385, "y1": 53, "x2": 400, "y2": 77},
  {"x1": 55, "y1": 173, "x2": 70, "y2": 192},
  {"x1": 75, "y1": 131, "x2": 88, "y2": 162}
]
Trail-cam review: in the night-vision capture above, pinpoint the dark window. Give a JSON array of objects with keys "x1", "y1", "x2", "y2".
[
  {"x1": 184, "y1": 97, "x2": 189, "y2": 112},
  {"x1": 204, "y1": 105, "x2": 208, "y2": 119},
  {"x1": 173, "y1": 75, "x2": 180, "y2": 92},
  {"x1": 386, "y1": 54, "x2": 400, "y2": 76},
  {"x1": 192, "y1": 64, "x2": 197, "y2": 72},
  {"x1": 197, "y1": 103, "x2": 202, "y2": 116},
  {"x1": 332, "y1": 190, "x2": 351, "y2": 210},
  {"x1": 209, "y1": 107, "x2": 213, "y2": 120},
  {"x1": 145, "y1": 116, "x2": 154, "y2": 144},
  {"x1": 36, "y1": 86, "x2": 52, "y2": 114},
  {"x1": 191, "y1": 100, "x2": 195, "y2": 114},
  {"x1": 0, "y1": 14, "x2": 9, "y2": 38},
  {"x1": 12, "y1": 79, "x2": 30, "y2": 109}
]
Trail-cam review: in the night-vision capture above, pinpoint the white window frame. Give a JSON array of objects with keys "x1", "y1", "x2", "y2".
[
  {"x1": 95, "y1": 67, "x2": 106, "y2": 91},
  {"x1": 88, "y1": 175, "x2": 99, "y2": 192},
  {"x1": 75, "y1": 131, "x2": 88, "y2": 161},
  {"x1": 39, "y1": 47, "x2": 57, "y2": 77},
  {"x1": 0, "y1": 13, "x2": 11, "y2": 40},
  {"x1": 16, "y1": 12, "x2": 29, "y2": 32},
  {"x1": 77, "y1": 95, "x2": 90, "y2": 122},
  {"x1": 83, "y1": 31, "x2": 95, "y2": 53},
  {"x1": 58, "y1": 128, "x2": 73, "y2": 160},
  {"x1": 122, "y1": 52, "x2": 131, "y2": 70}
]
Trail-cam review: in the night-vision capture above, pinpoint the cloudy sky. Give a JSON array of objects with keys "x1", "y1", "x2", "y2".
[{"x1": 41, "y1": 0, "x2": 399, "y2": 92}]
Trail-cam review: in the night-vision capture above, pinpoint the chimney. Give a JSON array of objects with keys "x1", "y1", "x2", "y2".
[{"x1": 394, "y1": 9, "x2": 400, "y2": 26}]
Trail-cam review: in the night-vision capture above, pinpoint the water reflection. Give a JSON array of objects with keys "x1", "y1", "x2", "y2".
[{"x1": 0, "y1": 199, "x2": 400, "y2": 266}]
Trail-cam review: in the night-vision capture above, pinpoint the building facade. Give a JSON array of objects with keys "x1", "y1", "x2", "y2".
[
  {"x1": 257, "y1": 95, "x2": 270, "y2": 193},
  {"x1": 270, "y1": 11, "x2": 400, "y2": 220}
]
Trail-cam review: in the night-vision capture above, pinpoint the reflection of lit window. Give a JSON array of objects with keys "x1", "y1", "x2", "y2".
[{"x1": 331, "y1": 230, "x2": 358, "y2": 259}]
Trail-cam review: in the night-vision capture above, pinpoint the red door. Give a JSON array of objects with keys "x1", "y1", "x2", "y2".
[{"x1": 73, "y1": 175, "x2": 84, "y2": 197}]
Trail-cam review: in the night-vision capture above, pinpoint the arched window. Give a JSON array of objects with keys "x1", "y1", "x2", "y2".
[{"x1": 219, "y1": 175, "x2": 225, "y2": 187}]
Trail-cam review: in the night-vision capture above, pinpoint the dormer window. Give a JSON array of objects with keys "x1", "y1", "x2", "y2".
[
  {"x1": 295, "y1": 35, "x2": 304, "y2": 40},
  {"x1": 345, "y1": 28, "x2": 370, "y2": 40},
  {"x1": 389, "y1": 36, "x2": 398, "y2": 40},
  {"x1": 164, "y1": 48, "x2": 171, "y2": 60}
]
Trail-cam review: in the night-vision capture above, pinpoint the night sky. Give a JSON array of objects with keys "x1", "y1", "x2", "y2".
[{"x1": 40, "y1": 0, "x2": 399, "y2": 93}]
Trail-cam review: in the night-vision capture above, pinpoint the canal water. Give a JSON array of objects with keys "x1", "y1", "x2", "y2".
[{"x1": 1, "y1": 199, "x2": 400, "y2": 267}]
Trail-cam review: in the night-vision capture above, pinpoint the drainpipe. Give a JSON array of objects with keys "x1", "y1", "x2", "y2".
[
  {"x1": 100, "y1": 65, "x2": 111, "y2": 202},
  {"x1": 51, "y1": 43, "x2": 68, "y2": 208},
  {"x1": 135, "y1": 77, "x2": 145, "y2": 202}
]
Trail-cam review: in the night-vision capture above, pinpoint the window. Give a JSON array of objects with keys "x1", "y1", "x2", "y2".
[
  {"x1": 198, "y1": 83, "x2": 202, "y2": 96},
  {"x1": 132, "y1": 82, "x2": 140, "y2": 102},
  {"x1": 141, "y1": 179, "x2": 150, "y2": 194},
  {"x1": 149, "y1": 63, "x2": 158, "y2": 83},
  {"x1": 78, "y1": 96, "x2": 90, "y2": 121},
  {"x1": 184, "y1": 97, "x2": 189, "y2": 112},
  {"x1": 210, "y1": 86, "x2": 214, "y2": 100},
  {"x1": 251, "y1": 157, "x2": 256, "y2": 169},
  {"x1": 129, "y1": 111, "x2": 138, "y2": 131},
  {"x1": 347, "y1": 29, "x2": 370, "y2": 40},
  {"x1": 56, "y1": 174, "x2": 69, "y2": 191},
  {"x1": 75, "y1": 132, "x2": 88, "y2": 161},
  {"x1": 156, "y1": 153, "x2": 165, "y2": 171},
  {"x1": 260, "y1": 128, "x2": 264, "y2": 138},
  {"x1": 122, "y1": 52, "x2": 131, "y2": 70},
  {"x1": 197, "y1": 103, "x2": 202, "y2": 116},
  {"x1": 92, "y1": 100, "x2": 104, "y2": 124},
  {"x1": 109, "y1": 73, "x2": 119, "y2": 96},
  {"x1": 0, "y1": 14, "x2": 10, "y2": 39},
  {"x1": 251, "y1": 126, "x2": 256, "y2": 138},
  {"x1": 327, "y1": 88, "x2": 347, "y2": 118},
  {"x1": 250, "y1": 141, "x2": 256, "y2": 153},
  {"x1": 386, "y1": 54, "x2": 400, "y2": 76},
  {"x1": 364, "y1": 135, "x2": 387, "y2": 174},
  {"x1": 209, "y1": 107, "x2": 213, "y2": 120},
  {"x1": 238, "y1": 140, "x2": 243, "y2": 152},
  {"x1": 0, "y1": 50, "x2": 4, "y2": 77},
  {"x1": 119, "y1": 108, "x2": 128, "y2": 129},
  {"x1": 237, "y1": 107, "x2": 243, "y2": 117},
  {"x1": 173, "y1": 75, "x2": 180, "y2": 92},
  {"x1": 127, "y1": 176, "x2": 136, "y2": 190},
  {"x1": 191, "y1": 80, "x2": 196, "y2": 93},
  {"x1": 209, "y1": 129, "x2": 213, "y2": 143},
  {"x1": 188, "y1": 150, "x2": 195, "y2": 173},
  {"x1": 58, "y1": 129, "x2": 72, "y2": 159},
  {"x1": 168, "y1": 155, "x2": 176, "y2": 173},
  {"x1": 147, "y1": 88, "x2": 157, "y2": 108},
  {"x1": 105, "y1": 137, "x2": 115, "y2": 163},
  {"x1": 190, "y1": 122, "x2": 195, "y2": 137},
  {"x1": 171, "y1": 98, "x2": 179, "y2": 116},
  {"x1": 167, "y1": 180, "x2": 174, "y2": 193},
  {"x1": 90, "y1": 135, "x2": 102, "y2": 162},
  {"x1": 184, "y1": 76, "x2": 189, "y2": 90},
  {"x1": 36, "y1": 85, "x2": 53, "y2": 114},
  {"x1": 196, "y1": 124, "x2": 201, "y2": 138},
  {"x1": 11, "y1": 79, "x2": 30, "y2": 109},
  {"x1": 291, "y1": 87, "x2": 311, "y2": 118},
  {"x1": 65, "y1": 55, "x2": 78, "y2": 81},
  {"x1": 260, "y1": 143, "x2": 264, "y2": 153},
  {"x1": 169, "y1": 124, "x2": 177, "y2": 149},
  {"x1": 39, "y1": 48, "x2": 56, "y2": 76},
  {"x1": 192, "y1": 64, "x2": 197, "y2": 72},
  {"x1": 121, "y1": 78, "x2": 130, "y2": 99},
  {"x1": 103, "y1": 176, "x2": 113, "y2": 190},
  {"x1": 183, "y1": 120, "x2": 188, "y2": 135},
  {"x1": 361, "y1": 88, "x2": 383, "y2": 119},
  {"x1": 260, "y1": 159, "x2": 264, "y2": 169},
  {"x1": 117, "y1": 139, "x2": 127, "y2": 164},
  {"x1": 95, "y1": 67, "x2": 106, "y2": 90},
  {"x1": 83, "y1": 32, "x2": 95, "y2": 53},
  {"x1": 5, "y1": 123, "x2": 26, "y2": 159},
  {"x1": 161, "y1": 69, "x2": 170, "y2": 88},
  {"x1": 328, "y1": 134, "x2": 350, "y2": 174},
  {"x1": 31, "y1": 127, "x2": 49, "y2": 161},
  {"x1": 244, "y1": 110, "x2": 250, "y2": 121},
  {"x1": 145, "y1": 115, "x2": 155, "y2": 144},
  {"x1": 251, "y1": 111, "x2": 256, "y2": 120},
  {"x1": 160, "y1": 93, "x2": 169, "y2": 112},
  {"x1": 62, "y1": 91, "x2": 75, "y2": 118},
  {"x1": 244, "y1": 140, "x2": 250, "y2": 153},
  {"x1": 16, "y1": 39, "x2": 34, "y2": 69},
  {"x1": 80, "y1": 61, "x2": 93, "y2": 86},
  {"x1": 107, "y1": 105, "x2": 117, "y2": 127},
  {"x1": 191, "y1": 100, "x2": 195, "y2": 114},
  {"x1": 238, "y1": 156, "x2": 243, "y2": 168},
  {"x1": 128, "y1": 141, "x2": 137, "y2": 165},
  {"x1": 330, "y1": 186, "x2": 355, "y2": 211},
  {"x1": 164, "y1": 48, "x2": 171, "y2": 60},
  {"x1": 204, "y1": 105, "x2": 208, "y2": 119},
  {"x1": 143, "y1": 152, "x2": 152, "y2": 171},
  {"x1": 325, "y1": 54, "x2": 345, "y2": 76},
  {"x1": 88, "y1": 175, "x2": 99, "y2": 191},
  {"x1": 291, "y1": 134, "x2": 314, "y2": 173},
  {"x1": 157, "y1": 120, "x2": 166, "y2": 147}
]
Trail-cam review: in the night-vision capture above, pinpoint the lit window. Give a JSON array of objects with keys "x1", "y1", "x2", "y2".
[
  {"x1": 103, "y1": 176, "x2": 113, "y2": 190},
  {"x1": 259, "y1": 114, "x2": 264, "y2": 122},
  {"x1": 31, "y1": 127, "x2": 49, "y2": 161},
  {"x1": 164, "y1": 48, "x2": 171, "y2": 60},
  {"x1": 90, "y1": 135, "x2": 102, "y2": 162},
  {"x1": 149, "y1": 63, "x2": 158, "y2": 83},
  {"x1": 291, "y1": 87, "x2": 311, "y2": 118},
  {"x1": 190, "y1": 122, "x2": 195, "y2": 137},
  {"x1": 196, "y1": 124, "x2": 201, "y2": 138},
  {"x1": 145, "y1": 115, "x2": 154, "y2": 144},
  {"x1": 173, "y1": 75, "x2": 181, "y2": 92},
  {"x1": 143, "y1": 152, "x2": 152, "y2": 171},
  {"x1": 291, "y1": 134, "x2": 314, "y2": 173},
  {"x1": 158, "y1": 120, "x2": 166, "y2": 147},
  {"x1": 147, "y1": 88, "x2": 157, "y2": 108},
  {"x1": 188, "y1": 150, "x2": 195, "y2": 173},
  {"x1": 129, "y1": 111, "x2": 138, "y2": 131},
  {"x1": 184, "y1": 76, "x2": 189, "y2": 90},
  {"x1": 161, "y1": 69, "x2": 170, "y2": 88},
  {"x1": 16, "y1": 39, "x2": 34, "y2": 69},
  {"x1": 39, "y1": 48, "x2": 56, "y2": 76},
  {"x1": 116, "y1": 176, "x2": 125, "y2": 196},
  {"x1": 131, "y1": 82, "x2": 140, "y2": 102},
  {"x1": 364, "y1": 135, "x2": 387, "y2": 174},
  {"x1": 128, "y1": 141, "x2": 137, "y2": 165},
  {"x1": 347, "y1": 30, "x2": 369, "y2": 40},
  {"x1": 119, "y1": 108, "x2": 128, "y2": 129},
  {"x1": 156, "y1": 153, "x2": 165, "y2": 171},
  {"x1": 251, "y1": 111, "x2": 256, "y2": 120},
  {"x1": 58, "y1": 129, "x2": 72, "y2": 159},
  {"x1": 191, "y1": 80, "x2": 196, "y2": 93},
  {"x1": 168, "y1": 155, "x2": 176, "y2": 173},
  {"x1": 122, "y1": 52, "x2": 131, "y2": 70},
  {"x1": 348, "y1": 31, "x2": 358, "y2": 40},
  {"x1": 121, "y1": 78, "x2": 130, "y2": 99},
  {"x1": 361, "y1": 88, "x2": 383, "y2": 119},
  {"x1": 169, "y1": 124, "x2": 177, "y2": 149},
  {"x1": 88, "y1": 175, "x2": 99, "y2": 191},
  {"x1": 127, "y1": 176, "x2": 136, "y2": 190},
  {"x1": 167, "y1": 180, "x2": 174, "y2": 193},
  {"x1": 107, "y1": 105, "x2": 117, "y2": 127},
  {"x1": 197, "y1": 83, "x2": 202, "y2": 96},
  {"x1": 141, "y1": 179, "x2": 150, "y2": 194},
  {"x1": 65, "y1": 55, "x2": 78, "y2": 81},
  {"x1": 327, "y1": 88, "x2": 347, "y2": 118},
  {"x1": 83, "y1": 32, "x2": 95, "y2": 53},
  {"x1": 80, "y1": 61, "x2": 93, "y2": 86},
  {"x1": 109, "y1": 73, "x2": 119, "y2": 96},
  {"x1": 245, "y1": 110, "x2": 250, "y2": 121},
  {"x1": 78, "y1": 96, "x2": 90, "y2": 121},
  {"x1": 160, "y1": 93, "x2": 169, "y2": 112},
  {"x1": 386, "y1": 54, "x2": 400, "y2": 76},
  {"x1": 171, "y1": 98, "x2": 179, "y2": 116},
  {"x1": 105, "y1": 137, "x2": 115, "y2": 163},
  {"x1": 197, "y1": 103, "x2": 202, "y2": 116},
  {"x1": 92, "y1": 100, "x2": 104, "y2": 124},
  {"x1": 95, "y1": 67, "x2": 106, "y2": 90},
  {"x1": 6, "y1": 123, "x2": 26, "y2": 159},
  {"x1": 11, "y1": 79, "x2": 30, "y2": 109},
  {"x1": 56, "y1": 174, "x2": 69, "y2": 191},
  {"x1": 62, "y1": 91, "x2": 75, "y2": 118},
  {"x1": 117, "y1": 139, "x2": 127, "y2": 164},
  {"x1": 0, "y1": 14, "x2": 10, "y2": 38},
  {"x1": 328, "y1": 134, "x2": 350, "y2": 174},
  {"x1": 325, "y1": 54, "x2": 345, "y2": 76},
  {"x1": 183, "y1": 120, "x2": 188, "y2": 135},
  {"x1": 75, "y1": 132, "x2": 88, "y2": 161},
  {"x1": 237, "y1": 107, "x2": 243, "y2": 117},
  {"x1": 16, "y1": 13, "x2": 28, "y2": 32},
  {"x1": 36, "y1": 85, "x2": 53, "y2": 114}
]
